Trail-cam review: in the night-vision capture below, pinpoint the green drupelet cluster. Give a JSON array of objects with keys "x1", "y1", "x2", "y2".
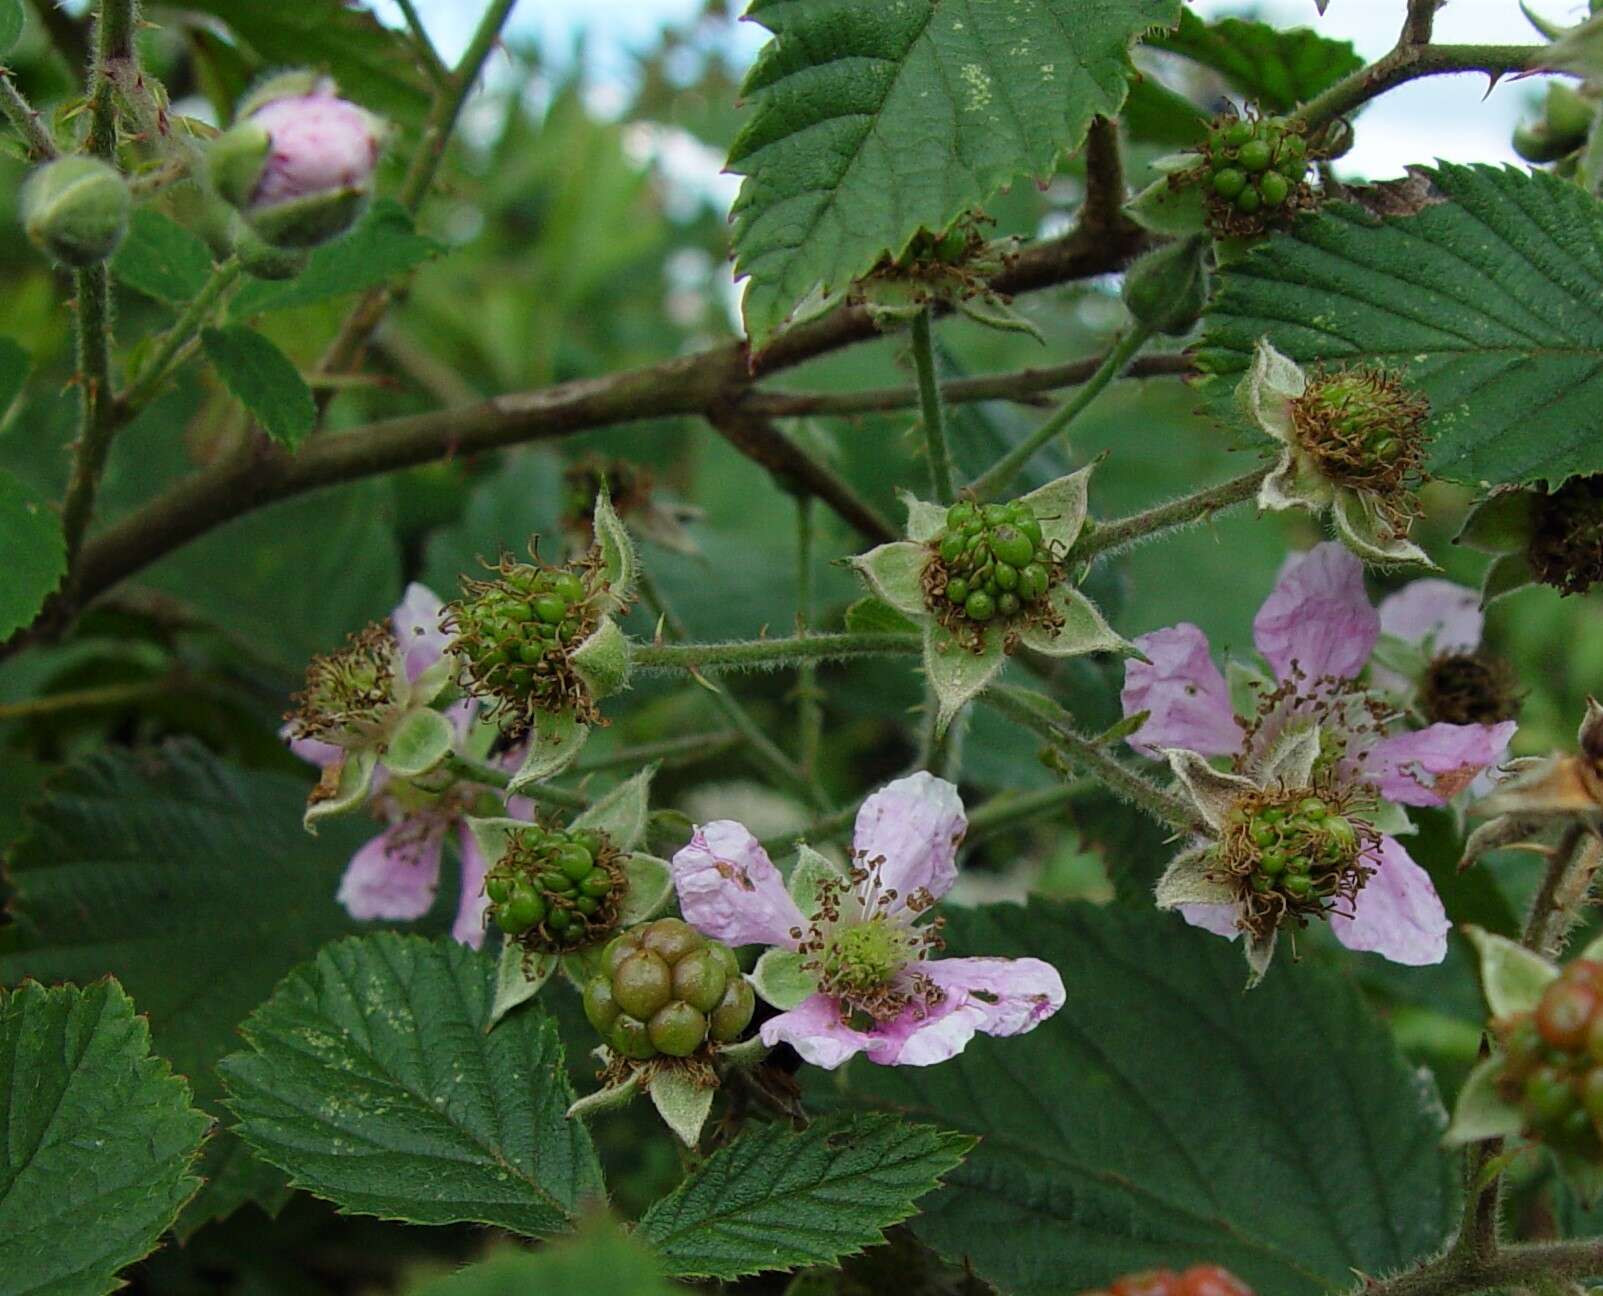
[
  {"x1": 486, "y1": 823, "x2": 620, "y2": 950},
  {"x1": 1215, "y1": 792, "x2": 1366, "y2": 933},
  {"x1": 927, "y1": 500, "x2": 1055, "y2": 629},
  {"x1": 1203, "y1": 115, "x2": 1309, "y2": 233},
  {"x1": 583, "y1": 918, "x2": 756, "y2": 1060},
  {"x1": 1495, "y1": 958, "x2": 1603, "y2": 1162}
]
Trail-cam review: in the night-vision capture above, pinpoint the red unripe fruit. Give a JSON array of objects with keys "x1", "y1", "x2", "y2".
[
  {"x1": 1537, "y1": 978, "x2": 1600, "y2": 1051},
  {"x1": 1180, "y1": 1265, "x2": 1255, "y2": 1296}
]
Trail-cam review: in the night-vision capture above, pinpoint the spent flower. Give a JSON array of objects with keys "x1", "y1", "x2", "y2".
[
  {"x1": 1458, "y1": 476, "x2": 1603, "y2": 603},
  {"x1": 851, "y1": 467, "x2": 1131, "y2": 733},
  {"x1": 671, "y1": 772, "x2": 1065, "y2": 1069},
  {"x1": 1122, "y1": 544, "x2": 1515, "y2": 982},
  {"x1": 1240, "y1": 338, "x2": 1433, "y2": 566}
]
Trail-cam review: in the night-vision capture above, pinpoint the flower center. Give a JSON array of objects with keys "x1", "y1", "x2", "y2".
[
  {"x1": 444, "y1": 547, "x2": 600, "y2": 734},
  {"x1": 485, "y1": 822, "x2": 622, "y2": 950},
  {"x1": 1213, "y1": 786, "x2": 1377, "y2": 941},
  {"x1": 287, "y1": 620, "x2": 402, "y2": 748},
  {"x1": 1291, "y1": 367, "x2": 1431, "y2": 516},
  {"x1": 822, "y1": 918, "x2": 911, "y2": 993},
  {"x1": 923, "y1": 498, "x2": 1062, "y2": 645},
  {"x1": 1530, "y1": 474, "x2": 1603, "y2": 597},
  {"x1": 1421, "y1": 652, "x2": 1521, "y2": 726}
]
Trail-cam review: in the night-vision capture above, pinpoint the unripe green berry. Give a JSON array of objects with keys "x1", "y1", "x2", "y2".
[
  {"x1": 583, "y1": 977, "x2": 621, "y2": 1034},
  {"x1": 991, "y1": 525, "x2": 1034, "y2": 568},
  {"x1": 1235, "y1": 187, "x2": 1262, "y2": 215},
  {"x1": 22, "y1": 157, "x2": 131, "y2": 267},
  {"x1": 601, "y1": 932, "x2": 639, "y2": 976},
  {"x1": 965, "y1": 590, "x2": 996, "y2": 621},
  {"x1": 500, "y1": 887, "x2": 546, "y2": 934},
  {"x1": 945, "y1": 577, "x2": 970, "y2": 604},
  {"x1": 1222, "y1": 120, "x2": 1254, "y2": 148},
  {"x1": 639, "y1": 917, "x2": 705, "y2": 964},
  {"x1": 672, "y1": 948, "x2": 730, "y2": 1013},
  {"x1": 1238, "y1": 139, "x2": 1272, "y2": 172},
  {"x1": 648, "y1": 1001, "x2": 707, "y2": 1057},
  {"x1": 1525, "y1": 1065, "x2": 1578, "y2": 1128},
  {"x1": 555, "y1": 842, "x2": 594, "y2": 881},
  {"x1": 997, "y1": 592, "x2": 1021, "y2": 617},
  {"x1": 1211, "y1": 167, "x2": 1247, "y2": 200},
  {"x1": 709, "y1": 976, "x2": 757, "y2": 1042},
  {"x1": 1258, "y1": 172, "x2": 1290, "y2": 207},
  {"x1": 1539, "y1": 979, "x2": 1600, "y2": 1051},
  {"x1": 613, "y1": 950, "x2": 673, "y2": 1019},
  {"x1": 609, "y1": 1014, "x2": 656, "y2": 1060}
]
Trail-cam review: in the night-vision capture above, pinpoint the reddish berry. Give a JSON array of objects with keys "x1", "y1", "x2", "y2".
[
  {"x1": 1180, "y1": 1265, "x2": 1254, "y2": 1296},
  {"x1": 1537, "y1": 978, "x2": 1599, "y2": 1051}
]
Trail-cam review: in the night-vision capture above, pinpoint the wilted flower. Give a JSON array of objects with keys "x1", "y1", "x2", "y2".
[
  {"x1": 1240, "y1": 338, "x2": 1433, "y2": 566},
  {"x1": 671, "y1": 772, "x2": 1065, "y2": 1069},
  {"x1": 1122, "y1": 543, "x2": 1515, "y2": 981},
  {"x1": 1458, "y1": 476, "x2": 1603, "y2": 603},
  {"x1": 851, "y1": 467, "x2": 1130, "y2": 733}
]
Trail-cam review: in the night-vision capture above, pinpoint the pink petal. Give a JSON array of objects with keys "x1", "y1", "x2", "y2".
[
  {"x1": 851, "y1": 772, "x2": 967, "y2": 908},
  {"x1": 1178, "y1": 902, "x2": 1243, "y2": 939},
  {"x1": 392, "y1": 582, "x2": 449, "y2": 683},
  {"x1": 1365, "y1": 720, "x2": 1519, "y2": 806},
  {"x1": 1252, "y1": 542, "x2": 1379, "y2": 683},
  {"x1": 672, "y1": 821, "x2": 807, "y2": 949},
  {"x1": 1378, "y1": 579, "x2": 1483, "y2": 655},
  {"x1": 451, "y1": 825, "x2": 491, "y2": 950},
  {"x1": 336, "y1": 818, "x2": 445, "y2": 922},
  {"x1": 1329, "y1": 834, "x2": 1449, "y2": 966},
  {"x1": 285, "y1": 728, "x2": 342, "y2": 768},
  {"x1": 760, "y1": 993, "x2": 879, "y2": 1069},
  {"x1": 881, "y1": 1001, "x2": 990, "y2": 1067},
  {"x1": 250, "y1": 92, "x2": 381, "y2": 209},
  {"x1": 922, "y1": 956, "x2": 1065, "y2": 1038},
  {"x1": 1121, "y1": 624, "x2": 1244, "y2": 758}
]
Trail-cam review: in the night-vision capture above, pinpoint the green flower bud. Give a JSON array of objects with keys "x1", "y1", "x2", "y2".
[
  {"x1": 1122, "y1": 236, "x2": 1207, "y2": 336},
  {"x1": 22, "y1": 157, "x2": 131, "y2": 266}
]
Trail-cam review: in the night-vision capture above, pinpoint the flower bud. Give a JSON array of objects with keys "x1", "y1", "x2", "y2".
[
  {"x1": 211, "y1": 73, "x2": 384, "y2": 250},
  {"x1": 22, "y1": 157, "x2": 131, "y2": 266},
  {"x1": 1122, "y1": 236, "x2": 1207, "y2": 336}
]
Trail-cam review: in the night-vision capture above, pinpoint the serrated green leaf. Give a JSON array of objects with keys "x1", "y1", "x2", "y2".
[
  {"x1": 1121, "y1": 76, "x2": 1209, "y2": 147},
  {"x1": 0, "y1": 743, "x2": 397, "y2": 1233},
  {"x1": 0, "y1": 0, "x2": 21, "y2": 57},
  {"x1": 111, "y1": 209, "x2": 215, "y2": 305},
  {"x1": 1151, "y1": 10, "x2": 1363, "y2": 112},
  {"x1": 403, "y1": 1224, "x2": 683, "y2": 1296},
  {"x1": 0, "y1": 466, "x2": 65, "y2": 640},
  {"x1": 221, "y1": 934, "x2": 604, "y2": 1235},
  {"x1": 1196, "y1": 164, "x2": 1603, "y2": 487},
  {"x1": 825, "y1": 901, "x2": 1458, "y2": 1294},
  {"x1": 729, "y1": 0, "x2": 1182, "y2": 341},
  {"x1": 176, "y1": 0, "x2": 430, "y2": 124},
  {"x1": 636, "y1": 1113, "x2": 971, "y2": 1279},
  {"x1": 201, "y1": 324, "x2": 316, "y2": 449},
  {"x1": 230, "y1": 200, "x2": 444, "y2": 316},
  {"x1": 0, "y1": 979, "x2": 209, "y2": 1296}
]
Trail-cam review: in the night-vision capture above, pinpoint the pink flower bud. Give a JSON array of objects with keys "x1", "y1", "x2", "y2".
[{"x1": 247, "y1": 89, "x2": 381, "y2": 211}]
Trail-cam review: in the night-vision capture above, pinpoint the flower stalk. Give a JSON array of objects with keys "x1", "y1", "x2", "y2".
[{"x1": 911, "y1": 307, "x2": 955, "y2": 504}]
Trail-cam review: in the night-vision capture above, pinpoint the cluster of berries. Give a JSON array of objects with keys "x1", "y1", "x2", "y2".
[
  {"x1": 1493, "y1": 958, "x2": 1603, "y2": 1161},
  {"x1": 447, "y1": 558, "x2": 595, "y2": 731},
  {"x1": 927, "y1": 500, "x2": 1055, "y2": 629},
  {"x1": 1084, "y1": 1264, "x2": 1253, "y2": 1296},
  {"x1": 583, "y1": 918, "x2": 755, "y2": 1060},
  {"x1": 1203, "y1": 114, "x2": 1310, "y2": 234},
  {"x1": 485, "y1": 824, "x2": 620, "y2": 950},
  {"x1": 1292, "y1": 368, "x2": 1429, "y2": 503},
  {"x1": 1215, "y1": 792, "x2": 1367, "y2": 935}
]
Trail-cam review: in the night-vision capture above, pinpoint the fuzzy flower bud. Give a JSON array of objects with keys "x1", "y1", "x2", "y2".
[
  {"x1": 22, "y1": 157, "x2": 130, "y2": 266},
  {"x1": 1122, "y1": 236, "x2": 1207, "y2": 336},
  {"x1": 211, "y1": 73, "x2": 384, "y2": 250}
]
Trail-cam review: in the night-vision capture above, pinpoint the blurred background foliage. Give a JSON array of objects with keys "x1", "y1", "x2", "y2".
[{"x1": 0, "y1": 0, "x2": 1600, "y2": 1288}]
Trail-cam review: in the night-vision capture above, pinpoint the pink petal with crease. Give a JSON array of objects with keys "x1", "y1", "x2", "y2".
[
  {"x1": 673, "y1": 821, "x2": 807, "y2": 948},
  {"x1": 922, "y1": 956, "x2": 1065, "y2": 1038},
  {"x1": 392, "y1": 582, "x2": 449, "y2": 683},
  {"x1": 1378, "y1": 579, "x2": 1482, "y2": 654},
  {"x1": 1252, "y1": 542, "x2": 1379, "y2": 683},
  {"x1": 1179, "y1": 902, "x2": 1243, "y2": 939},
  {"x1": 336, "y1": 817, "x2": 445, "y2": 922},
  {"x1": 451, "y1": 824, "x2": 491, "y2": 949},
  {"x1": 1329, "y1": 834, "x2": 1448, "y2": 965},
  {"x1": 851, "y1": 772, "x2": 967, "y2": 908},
  {"x1": 1365, "y1": 720, "x2": 1519, "y2": 806},
  {"x1": 1122, "y1": 623, "x2": 1244, "y2": 758}
]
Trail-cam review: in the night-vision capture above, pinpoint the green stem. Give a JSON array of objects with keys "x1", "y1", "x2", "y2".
[
  {"x1": 394, "y1": 0, "x2": 450, "y2": 85},
  {"x1": 984, "y1": 685, "x2": 1197, "y2": 831},
  {"x1": 631, "y1": 633, "x2": 919, "y2": 675},
  {"x1": 443, "y1": 752, "x2": 587, "y2": 811},
  {"x1": 968, "y1": 323, "x2": 1155, "y2": 500},
  {"x1": 87, "y1": 0, "x2": 137, "y2": 160},
  {"x1": 1354, "y1": 1239, "x2": 1603, "y2": 1296},
  {"x1": 118, "y1": 258, "x2": 243, "y2": 414},
  {"x1": 59, "y1": 265, "x2": 115, "y2": 568},
  {"x1": 0, "y1": 73, "x2": 57, "y2": 159},
  {"x1": 1294, "y1": 43, "x2": 1539, "y2": 132},
  {"x1": 1075, "y1": 466, "x2": 1269, "y2": 563},
  {"x1": 574, "y1": 730, "x2": 741, "y2": 774},
  {"x1": 795, "y1": 495, "x2": 823, "y2": 779},
  {"x1": 911, "y1": 307, "x2": 955, "y2": 504},
  {"x1": 964, "y1": 779, "x2": 1096, "y2": 842}
]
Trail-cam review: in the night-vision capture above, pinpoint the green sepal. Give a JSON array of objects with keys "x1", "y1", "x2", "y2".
[
  {"x1": 489, "y1": 944, "x2": 559, "y2": 1030},
  {"x1": 1257, "y1": 720, "x2": 1322, "y2": 788},
  {"x1": 1444, "y1": 1055, "x2": 1525, "y2": 1146},
  {"x1": 1154, "y1": 846, "x2": 1235, "y2": 911},
  {"x1": 843, "y1": 596, "x2": 921, "y2": 635},
  {"x1": 462, "y1": 816, "x2": 525, "y2": 872},
  {"x1": 561, "y1": 950, "x2": 600, "y2": 989},
  {"x1": 1332, "y1": 488, "x2": 1434, "y2": 569},
  {"x1": 249, "y1": 187, "x2": 370, "y2": 251},
  {"x1": 1480, "y1": 551, "x2": 1536, "y2": 608},
  {"x1": 901, "y1": 492, "x2": 948, "y2": 544},
  {"x1": 1127, "y1": 173, "x2": 1208, "y2": 236},
  {"x1": 1244, "y1": 928, "x2": 1278, "y2": 989},
  {"x1": 850, "y1": 541, "x2": 929, "y2": 619},
  {"x1": 1226, "y1": 659, "x2": 1272, "y2": 718},
  {"x1": 567, "y1": 1070, "x2": 641, "y2": 1122},
  {"x1": 592, "y1": 486, "x2": 640, "y2": 607},
  {"x1": 408, "y1": 654, "x2": 454, "y2": 709},
  {"x1": 507, "y1": 708, "x2": 589, "y2": 793},
  {"x1": 207, "y1": 121, "x2": 272, "y2": 211},
  {"x1": 955, "y1": 295, "x2": 1046, "y2": 343},
  {"x1": 231, "y1": 218, "x2": 310, "y2": 281},
  {"x1": 714, "y1": 1034, "x2": 771, "y2": 1071},
  {"x1": 788, "y1": 843, "x2": 843, "y2": 917},
  {"x1": 1456, "y1": 489, "x2": 1537, "y2": 554},
  {"x1": 302, "y1": 748, "x2": 377, "y2": 832},
  {"x1": 1465, "y1": 925, "x2": 1559, "y2": 1018},
  {"x1": 649, "y1": 1069, "x2": 716, "y2": 1148},
  {"x1": 379, "y1": 707, "x2": 455, "y2": 778},
  {"x1": 570, "y1": 616, "x2": 632, "y2": 699},
  {"x1": 571, "y1": 764, "x2": 656, "y2": 852},
  {"x1": 618, "y1": 854, "x2": 673, "y2": 925},
  {"x1": 1016, "y1": 586, "x2": 1130, "y2": 659},
  {"x1": 923, "y1": 623, "x2": 1006, "y2": 737},
  {"x1": 238, "y1": 69, "x2": 329, "y2": 118},
  {"x1": 751, "y1": 948, "x2": 816, "y2": 1011},
  {"x1": 1020, "y1": 465, "x2": 1094, "y2": 554}
]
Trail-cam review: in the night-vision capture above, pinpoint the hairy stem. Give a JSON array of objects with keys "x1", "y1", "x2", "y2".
[
  {"x1": 117, "y1": 258, "x2": 243, "y2": 414},
  {"x1": 442, "y1": 751, "x2": 587, "y2": 811},
  {"x1": 795, "y1": 495, "x2": 823, "y2": 779},
  {"x1": 1523, "y1": 825, "x2": 1603, "y2": 959},
  {"x1": 911, "y1": 307, "x2": 955, "y2": 503},
  {"x1": 631, "y1": 633, "x2": 920, "y2": 674},
  {"x1": 87, "y1": 0, "x2": 136, "y2": 160},
  {"x1": 984, "y1": 686, "x2": 1197, "y2": 831},
  {"x1": 394, "y1": 0, "x2": 450, "y2": 85},
  {"x1": 573, "y1": 730, "x2": 740, "y2": 774},
  {"x1": 1295, "y1": 44, "x2": 1540, "y2": 132},
  {"x1": 0, "y1": 73, "x2": 58, "y2": 159},
  {"x1": 1075, "y1": 466, "x2": 1270, "y2": 563},
  {"x1": 967, "y1": 323, "x2": 1155, "y2": 501},
  {"x1": 60, "y1": 265, "x2": 115, "y2": 568}
]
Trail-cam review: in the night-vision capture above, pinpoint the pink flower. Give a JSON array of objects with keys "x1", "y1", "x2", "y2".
[
  {"x1": 248, "y1": 88, "x2": 382, "y2": 211},
  {"x1": 1121, "y1": 544, "x2": 1517, "y2": 980},
  {"x1": 671, "y1": 772, "x2": 1064, "y2": 1070}
]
